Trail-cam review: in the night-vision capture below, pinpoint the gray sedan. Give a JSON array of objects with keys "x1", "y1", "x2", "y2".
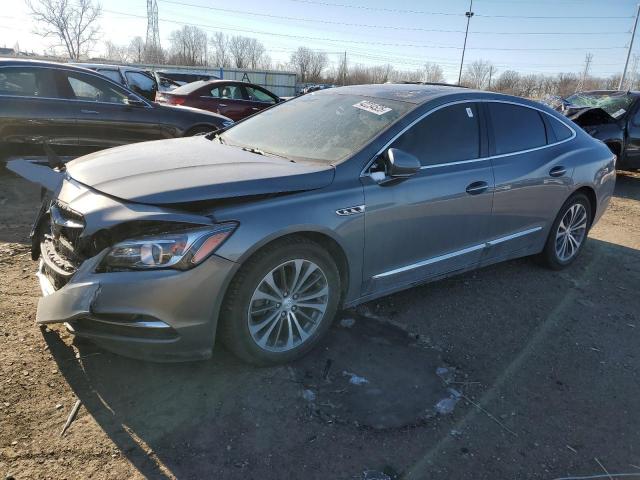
[{"x1": 14, "y1": 84, "x2": 616, "y2": 364}]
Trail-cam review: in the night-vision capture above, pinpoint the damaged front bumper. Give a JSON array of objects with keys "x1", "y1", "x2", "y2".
[{"x1": 35, "y1": 237, "x2": 238, "y2": 362}]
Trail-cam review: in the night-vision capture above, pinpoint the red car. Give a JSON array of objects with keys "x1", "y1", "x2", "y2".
[{"x1": 156, "y1": 80, "x2": 282, "y2": 121}]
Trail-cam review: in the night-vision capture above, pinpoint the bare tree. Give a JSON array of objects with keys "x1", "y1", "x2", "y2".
[
  {"x1": 168, "y1": 25, "x2": 208, "y2": 65},
  {"x1": 423, "y1": 62, "x2": 444, "y2": 83},
  {"x1": 462, "y1": 60, "x2": 494, "y2": 89},
  {"x1": 103, "y1": 40, "x2": 128, "y2": 62},
  {"x1": 247, "y1": 38, "x2": 266, "y2": 69},
  {"x1": 26, "y1": 0, "x2": 102, "y2": 60},
  {"x1": 128, "y1": 36, "x2": 145, "y2": 63},
  {"x1": 555, "y1": 72, "x2": 580, "y2": 97},
  {"x1": 290, "y1": 47, "x2": 327, "y2": 83},
  {"x1": 210, "y1": 32, "x2": 230, "y2": 67},
  {"x1": 494, "y1": 70, "x2": 520, "y2": 95},
  {"x1": 227, "y1": 35, "x2": 268, "y2": 69},
  {"x1": 228, "y1": 35, "x2": 251, "y2": 68}
]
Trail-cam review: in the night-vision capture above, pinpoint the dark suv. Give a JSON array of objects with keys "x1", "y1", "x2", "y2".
[{"x1": 0, "y1": 59, "x2": 233, "y2": 152}]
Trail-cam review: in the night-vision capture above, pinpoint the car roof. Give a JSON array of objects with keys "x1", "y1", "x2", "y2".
[
  {"x1": 314, "y1": 83, "x2": 479, "y2": 104},
  {"x1": 0, "y1": 58, "x2": 104, "y2": 74},
  {"x1": 169, "y1": 79, "x2": 266, "y2": 95},
  {"x1": 71, "y1": 62, "x2": 148, "y2": 73}
]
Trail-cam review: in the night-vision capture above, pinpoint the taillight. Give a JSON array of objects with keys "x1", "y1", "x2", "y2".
[{"x1": 170, "y1": 96, "x2": 185, "y2": 105}]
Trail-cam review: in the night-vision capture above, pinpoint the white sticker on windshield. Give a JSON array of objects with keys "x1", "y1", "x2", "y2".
[
  {"x1": 466, "y1": 107, "x2": 474, "y2": 118},
  {"x1": 353, "y1": 100, "x2": 392, "y2": 116},
  {"x1": 612, "y1": 108, "x2": 626, "y2": 118}
]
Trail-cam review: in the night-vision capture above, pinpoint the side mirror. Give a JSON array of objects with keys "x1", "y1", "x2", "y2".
[{"x1": 384, "y1": 148, "x2": 421, "y2": 179}]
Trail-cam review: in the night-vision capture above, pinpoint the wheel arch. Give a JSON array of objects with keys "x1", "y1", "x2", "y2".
[
  {"x1": 571, "y1": 185, "x2": 597, "y2": 226},
  {"x1": 224, "y1": 228, "x2": 352, "y2": 306}
]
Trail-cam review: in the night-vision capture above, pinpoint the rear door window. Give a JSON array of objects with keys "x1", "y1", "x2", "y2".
[
  {"x1": 391, "y1": 103, "x2": 481, "y2": 166},
  {"x1": 0, "y1": 67, "x2": 58, "y2": 98},
  {"x1": 488, "y1": 103, "x2": 547, "y2": 154},
  {"x1": 64, "y1": 71, "x2": 129, "y2": 104},
  {"x1": 124, "y1": 71, "x2": 156, "y2": 98},
  {"x1": 215, "y1": 84, "x2": 247, "y2": 100},
  {"x1": 97, "y1": 69, "x2": 122, "y2": 84},
  {"x1": 246, "y1": 86, "x2": 277, "y2": 104}
]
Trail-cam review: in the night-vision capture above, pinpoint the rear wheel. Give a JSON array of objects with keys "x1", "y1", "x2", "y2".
[
  {"x1": 540, "y1": 193, "x2": 591, "y2": 269},
  {"x1": 220, "y1": 237, "x2": 340, "y2": 365}
]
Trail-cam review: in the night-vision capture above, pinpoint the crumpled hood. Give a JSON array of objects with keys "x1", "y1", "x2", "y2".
[{"x1": 66, "y1": 137, "x2": 335, "y2": 205}]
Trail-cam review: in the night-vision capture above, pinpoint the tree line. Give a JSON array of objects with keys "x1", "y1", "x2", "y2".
[{"x1": 25, "y1": 0, "x2": 638, "y2": 97}]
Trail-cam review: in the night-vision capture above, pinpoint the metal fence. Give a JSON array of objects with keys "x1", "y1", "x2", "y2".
[{"x1": 133, "y1": 63, "x2": 297, "y2": 97}]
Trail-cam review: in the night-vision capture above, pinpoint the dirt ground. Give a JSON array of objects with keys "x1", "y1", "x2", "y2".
[{"x1": 1, "y1": 159, "x2": 639, "y2": 480}]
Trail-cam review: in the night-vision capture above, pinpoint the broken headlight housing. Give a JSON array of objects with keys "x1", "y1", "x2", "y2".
[{"x1": 99, "y1": 223, "x2": 237, "y2": 271}]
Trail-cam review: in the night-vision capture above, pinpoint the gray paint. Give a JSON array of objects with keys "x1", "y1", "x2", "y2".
[{"x1": 20, "y1": 86, "x2": 616, "y2": 361}]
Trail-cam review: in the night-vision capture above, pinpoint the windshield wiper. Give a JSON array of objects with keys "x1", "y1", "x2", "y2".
[
  {"x1": 241, "y1": 146, "x2": 293, "y2": 161},
  {"x1": 207, "y1": 132, "x2": 225, "y2": 144}
]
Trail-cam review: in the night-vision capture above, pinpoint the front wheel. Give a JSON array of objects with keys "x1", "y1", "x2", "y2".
[
  {"x1": 540, "y1": 193, "x2": 592, "y2": 270},
  {"x1": 220, "y1": 237, "x2": 341, "y2": 365}
]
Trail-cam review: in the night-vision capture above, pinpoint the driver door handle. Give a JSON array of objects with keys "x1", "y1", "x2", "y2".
[
  {"x1": 80, "y1": 109, "x2": 99, "y2": 114},
  {"x1": 466, "y1": 181, "x2": 489, "y2": 195},
  {"x1": 549, "y1": 166, "x2": 567, "y2": 177}
]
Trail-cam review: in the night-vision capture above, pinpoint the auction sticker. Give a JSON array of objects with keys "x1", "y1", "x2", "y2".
[
  {"x1": 612, "y1": 108, "x2": 626, "y2": 118},
  {"x1": 353, "y1": 100, "x2": 392, "y2": 115}
]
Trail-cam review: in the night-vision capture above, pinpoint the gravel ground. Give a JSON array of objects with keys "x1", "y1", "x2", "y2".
[{"x1": 1, "y1": 161, "x2": 639, "y2": 480}]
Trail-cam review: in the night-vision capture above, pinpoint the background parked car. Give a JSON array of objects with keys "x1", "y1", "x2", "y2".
[
  {"x1": 553, "y1": 90, "x2": 640, "y2": 170},
  {"x1": 72, "y1": 63, "x2": 158, "y2": 102},
  {"x1": 0, "y1": 59, "x2": 233, "y2": 152},
  {"x1": 156, "y1": 80, "x2": 282, "y2": 121},
  {"x1": 155, "y1": 70, "x2": 219, "y2": 86}
]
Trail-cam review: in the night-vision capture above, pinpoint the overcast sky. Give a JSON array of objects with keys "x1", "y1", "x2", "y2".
[{"x1": 1, "y1": 0, "x2": 638, "y2": 82}]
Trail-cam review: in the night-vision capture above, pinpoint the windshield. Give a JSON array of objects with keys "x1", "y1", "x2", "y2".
[
  {"x1": 565, "y1": 92, "x2": 636, "y2": 118},
  {"x1": 220, "y1": 93, "x2": 415, "y2": 163}
]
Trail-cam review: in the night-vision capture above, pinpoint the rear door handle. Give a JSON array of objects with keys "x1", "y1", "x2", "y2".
[
  {"x1": 80, "y1": 109, "x2": 99, "y2": 114},
  {"x1": 549, "y1": 166, "x2": 567, "y2": 177},
  {"x1": 466, "y1": 181, "x2": 489, "y2": 195},
  {"x1": 218, "y1": 104, "x2": 227, "y2": 107},
  {"x1": 251, "y1": 107, "x2": 259, "y2": 111}
]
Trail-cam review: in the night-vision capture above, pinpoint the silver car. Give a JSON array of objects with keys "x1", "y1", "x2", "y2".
[{"x1": 12, "y1": 84, "x2": 616, "y2": 364}]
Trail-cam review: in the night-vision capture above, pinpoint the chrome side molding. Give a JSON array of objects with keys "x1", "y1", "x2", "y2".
[{"x1": 373, "y1": 226, "x2": 543, "y2": 279}]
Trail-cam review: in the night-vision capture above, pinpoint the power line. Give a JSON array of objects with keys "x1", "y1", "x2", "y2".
[
  {"x1": 156, "y1": 0, "x2": 629, "y2": 36},
  {"x1": 103, "y1": 9, "x2": 628, "y2": 51},
  {"x1": 287, "y1": 0, "x2": 633, "y2": 19}
]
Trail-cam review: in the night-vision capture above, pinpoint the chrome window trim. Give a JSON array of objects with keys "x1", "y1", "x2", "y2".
[
  {"x1": 372, "y1": 226, "x2": 543, "y2": 279},
  {"x1": 0, "y1": 64, "x2": 152, "y2": 108},
  {"x1": 361, "y1": 98, "x2": 577, "y2": 176}
]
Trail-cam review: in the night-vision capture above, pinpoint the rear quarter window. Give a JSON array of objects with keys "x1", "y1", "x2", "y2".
[
  {"x1": 488, "y1": 103, "x2": 547, "y2": 155},
  {"x1": 548, "y1": 117, "x2": 573, "y2": 142}
]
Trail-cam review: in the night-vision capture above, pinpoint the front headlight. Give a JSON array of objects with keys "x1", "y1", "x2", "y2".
[{"x1": 99, "y1": 223, "x2": 237, "y2": 271}]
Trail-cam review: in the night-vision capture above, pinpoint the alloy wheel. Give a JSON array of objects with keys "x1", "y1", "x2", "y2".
[
  {"x1": 555, "y1": 203, "x2": 588, "y2": 262},
  {"x1": 247, "y1": 259, "x2": 329, "y2": 352}
]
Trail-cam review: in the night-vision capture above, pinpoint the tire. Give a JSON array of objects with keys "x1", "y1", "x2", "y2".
[
  {"x1": 186, "y1": 125, "x2": 214, "y2": 136},
  {"x1": 540, "y1": 193, "x2": 592, "y2": 270},
  {"x1": 219, "y1": 236, "x2": 341, "y2": 365}
]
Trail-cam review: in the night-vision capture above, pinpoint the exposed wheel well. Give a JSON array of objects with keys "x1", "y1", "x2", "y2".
[
  {"x1": 605, "y1": 141, "x2": 622, "y2": 161},
  {"x1": 573, "y1": 186, "x2": 597, "y2": 226}
]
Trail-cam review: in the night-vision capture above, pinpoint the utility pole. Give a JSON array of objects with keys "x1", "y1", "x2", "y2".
[
  {"x1": 458, "y1": 0, "x2": 474, "y2": 85},
  {"x1": 343, "y1": 51, "x2": 347, "y2": 86},
  {"x1": 620, "y1": 2, "x2": 640, "y2": 90},
  {"x1": 577, "y1": 52, "x2": 593, "y2": 92},
  {"x1": 488, "y1": 64, "x2": 494, "y2": 90}
]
